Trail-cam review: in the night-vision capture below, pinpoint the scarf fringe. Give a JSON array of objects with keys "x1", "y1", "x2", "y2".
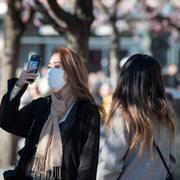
[
  {"x1": 32, "y1": 157, "x2": 46, "y2": 172},
  {"x1": 32, "y1": 166, "x2": 62, "y2": 180}
]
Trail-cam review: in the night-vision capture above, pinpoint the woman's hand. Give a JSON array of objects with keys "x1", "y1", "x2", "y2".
[{"x1": 16, "y1": 69, "x2": 38, "y2": 88}]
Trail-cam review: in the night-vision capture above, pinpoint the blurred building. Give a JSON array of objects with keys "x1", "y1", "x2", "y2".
[{"x1": 15, "y1": 23, "x2": 180, "y2": 75}]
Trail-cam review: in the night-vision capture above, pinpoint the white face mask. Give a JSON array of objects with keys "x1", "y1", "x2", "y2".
[{"x1": 47, "y1": 67, "x2": 67, "y2": 92}]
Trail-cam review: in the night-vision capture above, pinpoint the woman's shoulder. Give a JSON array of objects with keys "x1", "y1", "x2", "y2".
[
  {"x1": 30, "y1": 96, "x2": 51, "y2": 109},
  {"x1": 108, "y1": 107, "x2": 130, "y2": 138},
  {"x1": 76, "y1": 99, "x2": 101, "y2": 125},
  {"x1": 36, "y1": 95, "x2": 51, "y2": 102},
  {"x1": 77, "y1": 99, "x2": 99, "y2": 112}
]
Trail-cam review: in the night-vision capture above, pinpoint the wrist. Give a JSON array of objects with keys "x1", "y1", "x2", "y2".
[
  {"x1": 10, "y1": 83, "x2": 22, "y2": 100},
  {"x1": 16, "y1": 80, "x2": 23, "y2": 88}
]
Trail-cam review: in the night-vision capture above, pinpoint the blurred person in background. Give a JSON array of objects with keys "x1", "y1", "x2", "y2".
[
  {"x1": 97, "y1": 54, "x2": 176, "y2": 180},
  {"x1": 88, "y1": 72, "x2": 102, "y2": 104},
  {"x1": 98, "y1": 82, "x2": 113, "y2": 152},
  {"x1": 164, "y1": 63, "x2": 180, "y2": 89},
  {"x1": 99, "y1": 82, "x2": 113, "y2": 114},
  {"x1": 0, "y1": 48, "x2": 102, "y2": 180}
]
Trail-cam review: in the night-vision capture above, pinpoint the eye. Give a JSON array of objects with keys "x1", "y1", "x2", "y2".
[
  {"x1": 54, "y1": 65, "x2": 61, "y2": 68},
  {"x1": 48, "y1": 65, "x2": 61, "y2": 69}
]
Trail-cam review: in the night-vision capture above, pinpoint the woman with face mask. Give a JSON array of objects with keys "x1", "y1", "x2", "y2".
[{"x1": 0, "y1": 48, "x2": 102, "y2": 180}]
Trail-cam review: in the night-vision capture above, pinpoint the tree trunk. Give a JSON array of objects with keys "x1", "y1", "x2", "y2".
[
  {"x1": 0, "y1": 1, "x2": 24, "y2": 96},
  {"x1": 1, "y1": 29, "x2": 21, "y2": 94},
  {"x1": 0, "y1": 0, "x2": 25, "y2": 167},
  {"x1": 109, "y1": 23, "x2": 120, "y2": 89},
  {"x1": 65, "y1": 24, "x2": 90, "y2": 65}
]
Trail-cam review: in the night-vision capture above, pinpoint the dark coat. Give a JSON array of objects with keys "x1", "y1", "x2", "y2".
[{"x1": 0, "y1": 79, "x2": 100, "y2": 180}]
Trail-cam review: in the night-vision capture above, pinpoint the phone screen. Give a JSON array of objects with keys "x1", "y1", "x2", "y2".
[
  {"x1": 28, "y1": 61, "x2": 39, "y2": 69},
  {"x1": 27, "y1": 55, "x2": 41, "y2": 74}
]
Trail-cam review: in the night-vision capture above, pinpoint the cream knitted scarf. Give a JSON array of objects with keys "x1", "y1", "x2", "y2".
[{"x1": 32, "y1": 90, "x2": 76, "y2": 179}]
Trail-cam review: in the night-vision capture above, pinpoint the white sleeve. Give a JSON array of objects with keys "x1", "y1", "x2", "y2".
[
  {"x1": 96, "y1": 113, "x2": 130, "y2": 180},
  {"x1": 10, "y1": 84, "x2": 22, "y2": 100}
]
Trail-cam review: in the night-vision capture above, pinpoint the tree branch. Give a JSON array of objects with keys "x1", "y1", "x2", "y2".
[
  {"x1": 97, "y1": 0, "x2": 110, "y2": 15},
  {"x1": 74, "y1": 0, "x2": 94, "y2": 24},
  {"x1": 7, "y1": 0, "x2": 25, "y2": 32},
  {"x1": 112, "y1": 0, "x2": 121, "y2": 14},
  {"x1": 35, "y1": 0, "x2": 67, "y2": 34},
  {"x1": 97, "y1": 0, "x2": 122, "y2": 23},
  {"x1": 46, "y1": 0, "x2": 79, "y2": 27},
  {"x1": 24, "y1": 7, "x2": 35, "y2": 25},
  {"x1": 155, "y1": 15, "x2": 180, "y2": 32},
  {"x1": 168, "y1": 21, "x2": 180, "y2": 32}
]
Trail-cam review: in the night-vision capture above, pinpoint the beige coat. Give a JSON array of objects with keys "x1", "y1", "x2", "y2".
[{"x1": 97, "y1": 110, "x2": 176, "y2": 180}]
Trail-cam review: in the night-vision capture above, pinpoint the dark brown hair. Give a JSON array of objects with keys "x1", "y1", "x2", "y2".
[{"x1": 107, "y1": 54, "x2": 176, "y2": 153}]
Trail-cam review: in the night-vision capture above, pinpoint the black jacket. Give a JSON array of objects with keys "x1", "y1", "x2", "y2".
[{"x1": 0, "y1": 79, "x2": 100, "y2": 180}]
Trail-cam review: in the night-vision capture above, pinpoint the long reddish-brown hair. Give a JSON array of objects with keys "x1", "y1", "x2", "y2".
[{"x1": 54, "y1": 47, "x2": 105, "y2": 115}]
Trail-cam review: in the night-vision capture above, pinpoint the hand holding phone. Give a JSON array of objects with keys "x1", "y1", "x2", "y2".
[
  {"x1": 16, "y1": 69, "x2": 38, "y2": 87},
  {"x1": 16, "y1": 55, "x2": 41, "y2": 87}
]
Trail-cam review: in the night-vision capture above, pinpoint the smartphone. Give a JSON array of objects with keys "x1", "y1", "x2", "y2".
[
  {"x1": 27, "y1": 55, "x2": 41, "y2": 82},
  {"x1": 27, "y1": 55, "x2": 41, "y2": 74}
]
